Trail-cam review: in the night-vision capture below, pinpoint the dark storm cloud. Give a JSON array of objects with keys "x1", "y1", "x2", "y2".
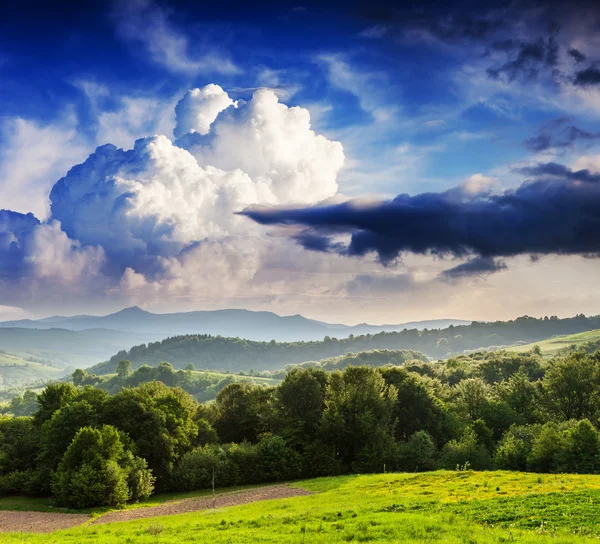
[
  {"x1": 574, "y1": 67, "x2": 600, "y2": 86},
  {"x1": 241, "y1": 164, "x2": 600, "y2": 267},
  {"x1": 486, "y1": 37, "x2": 559, "y2": 82},
  {"x1": 568, "y1": 48, "x2": 586, "y2": 63},
  {"x1": 358, "y1": 1, "x2": 600, "y2": 88},
  {"x1": 441, "y1": 257, "x2": 507, "y2": 279},
  {"x1": 524, "y1": 121, "x2": 600, "y2": 152},
  {"x1": 517, "y1": 162, "x2": 600, "y2": 183}
]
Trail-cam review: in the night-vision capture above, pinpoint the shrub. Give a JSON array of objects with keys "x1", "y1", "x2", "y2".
[
  {"x1": 174, "y1": 445, "x2": 231, "y2": 491},
  {"x1": 396, "y1": 431, "x2": 438, "y2": 472},
  {"x1": 494, "y1": 425, "x2": 540, "y2": 471},
  {"x1": 255, "y1": 434, "x2": 302, "y2": 481},
  {"x1": 440, "y1": 428, "x2": 491, "y2": 470},
  {"x1": 52, "y1": 425, "x2": 152, "y2": 508}
]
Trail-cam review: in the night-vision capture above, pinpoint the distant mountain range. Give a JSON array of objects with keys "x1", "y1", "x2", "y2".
[{"x1": 0, "y1": 307, "x2": 470, "y2": 343}]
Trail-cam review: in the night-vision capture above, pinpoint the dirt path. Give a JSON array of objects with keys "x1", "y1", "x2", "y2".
[
  {"x1": 0, "y1": 510, "x2": 90, "y2": 533},
  {"x1": 93, "y1": 485, "x2": 312, "y2": 525}
]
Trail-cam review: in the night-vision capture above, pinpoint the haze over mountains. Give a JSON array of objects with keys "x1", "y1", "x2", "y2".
[{"x1": 0, "y1": 306, "x2": 470, "y2": 343}]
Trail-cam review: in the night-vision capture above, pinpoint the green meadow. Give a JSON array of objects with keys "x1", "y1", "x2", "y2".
[
  {"x1": 7, "y1": 470, "x2": 600, "y2": 543},
  {"x1": 507, "y1": 328, "x2": 600, "y2": 357}
]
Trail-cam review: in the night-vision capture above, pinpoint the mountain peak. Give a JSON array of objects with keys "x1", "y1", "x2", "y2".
[{"x1": 115, "y1": 306, "x2": 150, "y2": 316}]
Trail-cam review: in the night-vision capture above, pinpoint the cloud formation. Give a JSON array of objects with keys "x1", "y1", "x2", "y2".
[
  {"x1": 114, "y1": 0, "x2": 239, "y2": 75},
  {"x1": 1, "y1": 85, "x2": 346, "y2": 312},
  {"x1": 442, "y1": 257, "x2": 507, "y2": 280},
  {"x1": 524, "y1": 120, "x2": 600, "y2": 152},
  {"x1": 242, "y1": 162, "x2": 600, "y2": 265}
]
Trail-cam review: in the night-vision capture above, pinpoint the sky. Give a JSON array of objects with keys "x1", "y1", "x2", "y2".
[{"x1": 1, "y1": 0, "x2": 600, "y2": 324}]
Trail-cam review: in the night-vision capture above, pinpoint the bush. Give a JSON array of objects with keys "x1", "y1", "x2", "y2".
[
  {"x1": 255, "y1": 434, "x2": 302, "y2": 481},
  {"x1": 440, "y1": 428, "x2": 491, "y2": 470},
  {"x1": 527, "y1": 422, "x2": 569, "y2": 473},
  {"x1": 174, "y1": 445, "x2": 231, "y2": 491},
  {"x1": 52, "y1": 425, "x2": 152, "y2": 508},
  {"x1": 494, "y1": 425, "x2": 540, "y2": 471},
  {"x1": 301, "y1": 442, "x2": 342, "y2": 477},
  {"x1": 127, "y1": 456, "x2": 155, "y2": 502},
  {"x1": 396, "y1": 431, "x2": 438, "y2": 472}
]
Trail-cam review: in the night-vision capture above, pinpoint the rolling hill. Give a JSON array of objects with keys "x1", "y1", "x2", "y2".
[
  {"x1": 0, "y1": 351, "x2": 64, "y2": 387},
  {"x1": 0, "y1": 328, "x2": 166, "y2": 370},
  {"x1": 507, "y1": 328, "x2": 600, "y2": 357},
  {"x1": 92, "y1": 313, "x2": 600, "y2": 374}
]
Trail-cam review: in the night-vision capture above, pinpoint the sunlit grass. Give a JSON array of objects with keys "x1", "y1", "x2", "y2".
[
  {"x1": 507, "y1": 328, "x2": 600, "y2": 357},
  {"x1": 6, "y1": 471, "x2": 600, "y2": 542}
]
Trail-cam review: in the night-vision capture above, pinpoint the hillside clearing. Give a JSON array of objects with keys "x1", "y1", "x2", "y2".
[{"x1": 507, "y1": 328, "x2": 600, "y2": 357}]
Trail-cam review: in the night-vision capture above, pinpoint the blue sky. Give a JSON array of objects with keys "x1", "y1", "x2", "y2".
[{"x1": 0, "y1": 0, "x2": 599, "y2": 323}]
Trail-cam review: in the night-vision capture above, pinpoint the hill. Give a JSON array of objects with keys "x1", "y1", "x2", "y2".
[
  {"x1": 507, "y1": 328, "x2": 600, "y2": 358},
  {"x1": 0, "y1": 306, "x2": 469, "y2": 342},
  {"x1": 0, "y1": 351, "x2": 64, "y2": 387},
  {"x1": 93, "y1": 313, "x2": 600, "y2": 373},
  {"x1": 91, "y1": 336, "x2": 429, "y2": 374},
  {"x1": 0, "y1": 328, "x2": 165, "y2": 369}
]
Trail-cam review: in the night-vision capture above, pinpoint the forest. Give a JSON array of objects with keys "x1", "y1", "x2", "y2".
[
  {"x1": 91, "y1": 313, "x2": 600, "y2": 373},
  {"x1": 2, "y1": 338, "x2": 600, "y2": 509}
]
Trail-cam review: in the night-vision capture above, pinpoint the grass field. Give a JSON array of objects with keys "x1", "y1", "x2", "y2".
[
  {"x1": 0, "y1": 351, "x2": 64, "y2": 386},
  {"x1": 6, "y1": 471, "x2": 600, "y2": 542},
  {"x1": 507, "y1": 328, "x2": 600, "y2": 358}
]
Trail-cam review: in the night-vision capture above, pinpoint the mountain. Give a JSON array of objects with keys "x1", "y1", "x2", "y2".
[{"x1": 0, "y1": 307, "x2": 470, "y2": 342}]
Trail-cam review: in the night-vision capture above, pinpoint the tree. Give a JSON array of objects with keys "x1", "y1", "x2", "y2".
[
  {"x1": 456, "y1": 378, "x2": 489, "y2": 421},
  {"x1": 379, "y1": 367, "x2": 452, "y2": 444},
  {"x1": 397, "y1": 431, "x2": 438, "y2": 472},
  {"x1": 275, "y1": 367, "x2": 328, "y2": 449},
  {"x1": 101, "y1": 382, "x2": 198, "y2": 487},
  {"x1": 117, "y1": 360, "x2": 132, "y2": 380},
  {"x1": 39, "y1": 401, "x2": 99, "y2": 471},
  {"x1": 7, "y1": 390, "x2": 38, "y2": 416},
  {"x1": 72, "y1": 369, "x2": 88, "y2": 386},
  {"x1": 35, "y1": 383, "x2": 77, "y2": 424},
  {"x1": 52, "y1": 425, "x2": 152, "y2": 508},
  {"x1": 497, "y1": 369, "x2": 540, "y2": 424},
  {"x1": 543, "y1": 352, "x2": 600, "y2": 422},
  {"x1": 494, "y1": 424, "x2": 541, "y2": 471},
  {"x1": 213, "y1": 383, "x2": 276, "y2": 444},
  {"x1": 321, "y1": 366, "x2": 397, "y2": 467},
  {"x1": 440, "y1": 427, "x2": 491, "y2": 470}
]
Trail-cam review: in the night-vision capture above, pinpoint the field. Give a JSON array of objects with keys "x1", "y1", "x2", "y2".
[
  {"x1": 0, "y1": 351, "x2": 64, "y2": 387},
  {"x1": 5, "y1": 471, "x2": 600, "y2": 542},
  {"x1": 507, "y1": 328, "x2": 600, "y2": 357}
]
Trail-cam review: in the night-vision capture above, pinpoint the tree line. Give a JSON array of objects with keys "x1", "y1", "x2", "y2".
[
  {"x1": 90, "y1": 314, "x2": 600, "y2": 374},
  {"x1": 2, "y1": 342, "x2": 600, "y2": 508}
]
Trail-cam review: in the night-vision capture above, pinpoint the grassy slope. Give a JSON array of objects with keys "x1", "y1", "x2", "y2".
[
  {"x1": 7, "y1": 471, "x2": 600, "y2": 542},
  {"x1": 0, "y1": 351, "x2": 64, "y2": 385},
  {"x1": 507, "y1": 328, "x2": 600, "y2": 357}
]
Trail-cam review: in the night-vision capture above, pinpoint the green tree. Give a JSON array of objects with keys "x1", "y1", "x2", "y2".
[
  {"x1": 379, "y1": 367, "x2": 452, "y2": 444},
  {"x1": 396, "y1": 430, "x2": 438, "y2": 472},
  {"x1": 321, "y1": 366, "x2": 397, "y2": 467},
  {"x1": 35, "y1": 383, "x2": 78, "y2": 424},
  {"x1": 275, "y1": 367, "x2": 328, "y2": 449},
  {"x1": 72, "y1": 368, "x2": 88, "y2": 386},
  {"x1": 543, "y1": 352, "x2": 600, "y2": 421},
  {"x1": 101, "y1": 382, "x2": 198, "y2": 487},
  {"x1": 456, "y1": 378, "x2": 489, "y2": 420},
  {"x1": 52, "y1": 425, "x2": 142, "y2": 508},
  {"x1": 116, "y1": 360, "x2": 132, "y2": 380},
  {"x1": 213, "y1": 383, "x2": 276, "y2": 444}
]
